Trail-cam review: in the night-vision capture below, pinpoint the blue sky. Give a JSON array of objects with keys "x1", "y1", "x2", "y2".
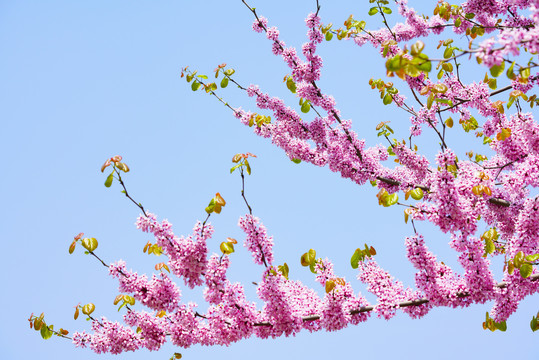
[{"x1": 1, "y1": 1, "x2": 537, "y2": 359}]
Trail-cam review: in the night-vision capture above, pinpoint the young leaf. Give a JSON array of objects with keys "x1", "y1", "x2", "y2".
[
  {"x1": 410, "y1": 188, "x2": 424, "y2": 200},
  {"x1": 220, "y1": 241, "x2": 235, "y2": 254},
  {"x1": 351, "y1": 248, "x2": 362, "y2": 269},
  {"x1": 325, "y1": 279, "x2": 336, "y2": 293},
  {"x1": 368, "y1": 7, "x2": 379, "y2": 15},
  {"x1": 300, "y1": 101, "x2": 311, "y2": 113},
  {"x1": 40, "y1": 324, "x2": 53, "y2": 340},
  {"x1": 82, "y1": 303, "x2": 95, "y2": 316},
  {"x1": 81, "y1": 238, "x2": 98, "y2": 252},
  {"x1": 220, "y1": 77, "x2": 229, "y2": 88},
  {"x1": 520, "y1": 263, "x2": 533, "y2": 278},
  {"x1": 104, "y1": 173, "x2": 114, "y2": 188}
]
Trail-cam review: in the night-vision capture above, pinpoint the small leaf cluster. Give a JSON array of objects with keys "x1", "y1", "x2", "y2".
[
  {"x1": 483, "y1": 312, "x2": 507, "y2": 332},
  {"x1": 375, "y1": 120, "x2": 394, "y2": 138},
  {"x1": 271, "y1": 263, "x2": 289, "y2": 279},
  {"x1": 181, "y1": 65, "x2": 236, "y2": 93},
  {"x1": 370, "y1": 79, "x2": 399, "y2": 105},
  {"x1": 220, "y1": 237, "x2": 237, "y2": 255},
  {"x1": 101, "y1": 155, "x2": 129, "y2": 188},
  {"x1": 113, "y1": 295, "x2": 135, "y2": 312},
  {"x1": 472, "y1": 171, "x2": 492, "y2": 197},
  {"x1": 466, "y1": 151, "x2": 488, "y2": 163},
  {"x1": 385, "y1": 40, "x2": 432, "y2": 79},
  {"x1": 419, "y1": 81, "x2": 453, "y2": 109},
  {"x1": 69, "y1": 232, "x2": 98, "y2": 255},
  {"x1": 73, "y1": 303, "x2": 96, "y2": 321},
  {"x1": 481, "y1": 228, "x2": 500, "y2": 256},
  {"x1": 205, "y1": 192, "x2": 226, "y2": 214},
  {"x1": 155, "y1": 262, "x2": 171, "y2": 273},
  {"x1": 459, "y1": 116, "x2": 479, "y2": 133},
  {"x1": 350, "y1": 244, "x2": 377, "y2": 269},
  {"x1": 300, "y1": 249, "x2": 319, "y2": 274},
  {"x1": 324, "y1": 278, "x2": 346, "y2": 293},
  {"x1": 230, "y1": 152, "x2": 257, "y2": 175},
  {"x1": 169, "y1": 353, "x2": 183, "y2": 360},
  {"x1": 376, "y1": 188, "x2": 398, "y2": 207},
  {"x1": 320, "y1": 15, "x2": 366, "y2": 41},
  {"x1": 28, "y1": 313, "x2": 68, "y2": 340},
  {"x1": 143, "y1": 241, "x2": 164, "y2": 256},
  {"x1": 507, "y1": 251, "x2": 538, "y2": 279},
  {"x1": 368, "y1": 0, "x2": 392, "y2": 16},
  {"x1": 213, "y1": 63, "x2": 236, "y2": 89},
  {"x1": 247, "y1": 113, "x2": 271, "y2": 128}
]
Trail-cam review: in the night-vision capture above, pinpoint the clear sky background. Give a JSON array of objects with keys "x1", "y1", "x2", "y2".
[{"x1": 1, "y1": 1, "x2": 537, "y2": 359}]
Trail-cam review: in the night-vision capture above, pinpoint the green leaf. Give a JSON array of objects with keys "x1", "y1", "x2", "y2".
[
  {"x1": 245, "y1": 159, "x2": 251, "y2": 175},
  {"x1": 525, "y1": 254, "x2": 539, "y2": 262},
  {"x1": 325, "y1": 31, "x2": 333, "y2": 41},
  {"x1": 443, "y1": 47, "x2": 454, "y2": 59},
  {"x1": 40, "y1": 324, "x2": 53, "y2": 340},
  {"x1": 82, "y1": 303, "x2": 95, "y2": 315},
  {"x1": 383, "y1": 93, "x2": 393, "y2": 105},
  {"x1": 410, "y1": 188, "x2": 424, "y2": 200},
  {"x1": 220, "y1": 77, "x2": 229, "y2": 88},
  {"x1": 442, "y1": 62, "x2": 453, "y2": 72},
  {"x1": 191, "y1": 81, "x2": 201, "y2": 91},
  {"x1": 278, "y1": 263, "x2": 289, "y2": 279},
  {"x1": 104, "y1": 173, "x2": 114, "y2": 188},
  {"x1": 415, "y1": 58, "x2": 432, "y2": 72},
  {"x1": 351, "y1": 249, "x2": 362, "y2": 269},
  {"x1": 300, "y1": 253, "x2": 310, "y2": 266},
  {"x1": 489, "y1": 61, "x2": 505, "y2": 77},
  {"x1": 197, "y1": 74, "x2": 208, "y2": 79},
  {"x1": 230, "y1": 164, "x2": 241, "y2": 174},
  {"x1": 220, "y1": 241, "x2": 235, "y2": 254},
  {"x1": 427, "y1": 94, "x2": 434, "y2": 109},
  {"x1": 382, "y1": 6, "x2": 392, "y2": 14},
  {"x1": 291, "y1": 158, "x2": 301, "y2": 164},
  {"x1": 520, "y1": 67, "x2": 530, "y2": 79},
  {"x1": 531, "y1": 316, "x2": 538, "y2": 332},
  {"x1": 506, "y1": 61, "x2": 516, "y2": 80},
  {"x1": 514, "y1": 251, "x2": 525, "y2": 268},
  {"x1": 224, "y1": 69, "x2": 235, "y2": 76},
  {"x1": 286, "y1": 77, "x2": 297, "y2": 93},
  {"x1": 482, "y1": 228, "x2": 498, "y2": 241},
  {"x1": 300, "y1": 101, "x2": 311, "y2": 113},
  {"x1": 484, "y1": 238, "x2": 495, "y2": 255},
  {"x1": 81, "y1": 238, "x2": 98, "y2": 252},
  {"x1": 437, "y1": 69, "x2": 444, "y2": 79},
  {"x1": 494, "y1": 321, "x2": 507, "y2": 332},
  {"x1": 383, "y1": 193, "x2": 398, "y2": 207},
  {"x1": 520, "y1": 263, "x2": 533, "y2": 278},
  {"x1": 368, "y1": 7, "x2": 379, "y2": 15},
  {"x1": 125, "y1": 295, "x2": 135, "y2": 305},
  {"x1": 325, "y1": 280, "x2": 336, "y2": 293}
]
